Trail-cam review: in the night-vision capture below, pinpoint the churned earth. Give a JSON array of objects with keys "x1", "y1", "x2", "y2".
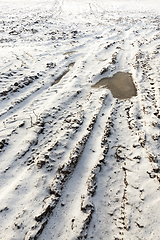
[{"x1": 0, "y1": 0, "x2": 160, "y2": 239}]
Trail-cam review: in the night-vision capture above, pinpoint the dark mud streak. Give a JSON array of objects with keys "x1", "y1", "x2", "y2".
[
  {"x1": 92, "y1": 72, "x2": 137, "y2": 100},
  {"x1": 63, "y1": 51, "x2": 78, "y2": 55},
  {"x1": 51, "y1": 62, "x2": 75, "y2": 86}
]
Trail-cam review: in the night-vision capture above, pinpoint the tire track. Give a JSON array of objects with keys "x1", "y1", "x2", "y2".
[{"x1": 38, "y1": 94, "x2": 114, "y2": 240}]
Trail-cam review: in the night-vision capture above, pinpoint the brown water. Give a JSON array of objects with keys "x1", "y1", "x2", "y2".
[{"x1": 92, "y1": 72, "x2": 137, "y2": 100}]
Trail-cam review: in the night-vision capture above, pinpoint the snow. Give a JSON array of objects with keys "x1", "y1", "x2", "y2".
[{"x1": 0, "y1": 0, "x2": 160, "y2": 239}]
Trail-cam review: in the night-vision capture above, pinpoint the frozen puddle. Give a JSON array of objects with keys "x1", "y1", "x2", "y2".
[{"x1": 92, "y1": 72, "x2": 137, "y2": 100}]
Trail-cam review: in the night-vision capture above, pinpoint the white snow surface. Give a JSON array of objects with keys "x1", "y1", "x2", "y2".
[{"x1": 0, "y1": 0, "x2": 160, "y2": 239}]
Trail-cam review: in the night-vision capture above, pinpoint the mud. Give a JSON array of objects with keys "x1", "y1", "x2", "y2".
[
  {"x1": 92, "y1": 72, "x2": 137, "y2": 100},
  {"x1": 63, "y1": 51, "x2": 77, "y2": 55}
]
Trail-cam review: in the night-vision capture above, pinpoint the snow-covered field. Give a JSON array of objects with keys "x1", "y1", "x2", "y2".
[{"x1": 0, "y1": 0, "x2": 160, "y2": 239}]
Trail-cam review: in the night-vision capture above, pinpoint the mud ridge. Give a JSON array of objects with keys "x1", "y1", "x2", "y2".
[{"x1": 76, "y1": 123, "x2": 111, "y2": 239}]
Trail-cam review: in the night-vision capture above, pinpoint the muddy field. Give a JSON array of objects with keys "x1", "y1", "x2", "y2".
[{"x1": 0, "y1": 0, "x2": 160, "y2": 239}]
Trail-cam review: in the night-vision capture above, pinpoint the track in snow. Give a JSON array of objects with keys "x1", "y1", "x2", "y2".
[{"x1": 0, "y1": 0, "x2": 160, "y2": 239}]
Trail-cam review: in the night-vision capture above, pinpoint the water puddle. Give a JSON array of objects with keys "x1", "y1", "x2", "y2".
[{"x1": 92, "y1": 72, "x2": 137, "y2": 100}]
